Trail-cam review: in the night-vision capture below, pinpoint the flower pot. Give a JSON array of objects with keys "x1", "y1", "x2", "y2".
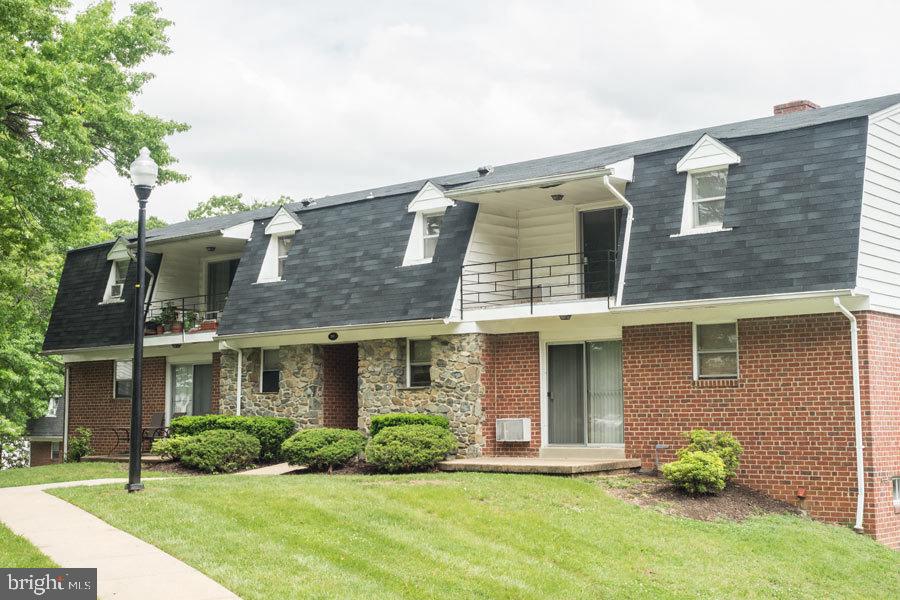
[
  {"x1": 156, "y1": 325, "x2": 165, "y2": 335},
  {"x1": 199, "y1": 320, "x2": 218, "y2": 331},
  {"x1": 171, "y1": 323, "x2": 184, "y2": 334}
]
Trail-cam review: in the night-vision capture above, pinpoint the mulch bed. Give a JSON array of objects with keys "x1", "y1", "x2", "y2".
[
  {"x1": 143, "y1": 461, "x2": 202, "y2": 476},
  {"x1": 599, "y1": 473, "x2": 802, "y2": 522}
]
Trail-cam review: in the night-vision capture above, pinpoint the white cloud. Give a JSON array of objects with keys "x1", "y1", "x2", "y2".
[{"x1": 80, "y1": 0, "x2": 900, "y2": 222}]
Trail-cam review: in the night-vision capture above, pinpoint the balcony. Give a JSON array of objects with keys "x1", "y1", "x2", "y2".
[
  {"x1": 143, "y1": 293, "x2": 227, "y2": 343},
  {"x1": 459, "y1": 251, "x2": 617, "y2": 317}
]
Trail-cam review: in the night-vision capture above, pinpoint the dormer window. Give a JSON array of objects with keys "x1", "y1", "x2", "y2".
[
  {"x1": 422, "y1": 214, "x2": 443, "y2": 260},
  {"x1": 403, "y1": 181, "x2": 454, "y2": 266},
  {"x1": 257, "y1": 206, "x2": 302, "y2": 283},
  {"x1": 110, "y1": 260, "x2": 128, "y2": 298},
  {"x1": 102, "y1": 237, "x2": 132, "y2": 304},
  {"x1": 674, "y1": 134, "x2": 740, "y2": 237}
]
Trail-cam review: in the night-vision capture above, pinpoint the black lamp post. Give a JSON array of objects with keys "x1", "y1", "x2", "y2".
[{"x1": 126, "y1": 147, "x2": 158, "y2": 493}]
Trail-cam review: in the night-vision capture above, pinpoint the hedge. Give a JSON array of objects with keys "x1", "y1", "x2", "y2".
[
  {"x1": 170, "y1": 415, "x2": 295, "y2": 462},
  {"x1": 369, "y1": 413, "x2": 450, "y2": 436},
  {"x1": 281, "y1": 428, "x2": 366, "y2": 471},
  {"x1": 365, "y1": 424, "x2": 458, "y2": 473},
  {"x1": 179, "y1": 429, "x2": 261, "y2": 473},
  {"x1": 662, "y1": 450, "x2": 727, "y2": 494}
]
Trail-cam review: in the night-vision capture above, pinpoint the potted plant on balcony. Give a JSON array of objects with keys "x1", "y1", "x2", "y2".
[
  {"x1": 144, "y1": 320, "x2": 160, "y2": 336},
  {"x1": 160, "y1": 302, "x2": 178, "y2": 333},
  {"x1": 184, "y1": 310, "x2": 199, "y2": 333}
]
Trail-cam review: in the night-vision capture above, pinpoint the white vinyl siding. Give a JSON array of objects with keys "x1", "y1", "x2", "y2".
[
  {"x1": 858, "y1": 106, "x2": 900, "y2": 313},
  {"x1": 150, "y1": 253, "x2": 201, "y2": 303}
]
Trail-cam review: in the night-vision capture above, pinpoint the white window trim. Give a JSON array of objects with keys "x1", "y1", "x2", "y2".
[
  {"x1": 260, "y1": 348, "x2": 280, "y2": 393},
  {"x1": 100, "y1": 259, "x2": 129, "y2": 304},
  {"x1": 892, "y1": 476, "x2": 900, "y2": 512},
  {"x1": 405, "y1": 338, "x2": 432, "y2": 388},
  {"x1": 113, "y1": 359, "x2": 133, "y2": 399},
  {"x1": 256, "y1": 233, "x2": 293, "y2": 284},
  {"x1": 46, "y1": 396, "x2": 59, "y2": 418},
  {"x1": 675, "y1": 166, "x2": 732, "y2": 236},
  {"x1": 402, "y1": 209, "x2": 446, "y2": 266},
  {"x1": 692, "y1": 322, "x2": 739, "y2": 380}
]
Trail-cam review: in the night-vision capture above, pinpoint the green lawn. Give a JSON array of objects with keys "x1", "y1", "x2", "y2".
[
  {"x1": 0, "y1": 461, "x2": 176, "y2": 488},
  {"x1": 0, "y1": 523, "x2": 55, "y2": 568},
  {"x1": 52, "y1": 473, "x2": 899, "y2": 599}
]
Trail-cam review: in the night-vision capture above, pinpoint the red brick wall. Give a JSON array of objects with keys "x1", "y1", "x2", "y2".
[
  {"x1": 29, "y1": 441, "x2": 61, "y2": 466},
  {"x1": 67, "y1": 358, "x2": 166, "y2": 455},
  {"x1": 859, "y1": 312, "x2": 900, "y2": 548},
  {"x1": 482, "y1": 333, "x2": 541, "y2": 457},
  {"x1": 322, "y1": 344, "x2": 359, "y2": 429},
  {"x1": 623, "y1": 314, "x2": 862, "y2": 524}
]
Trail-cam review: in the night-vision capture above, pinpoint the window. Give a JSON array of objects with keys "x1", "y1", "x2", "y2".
[
  {"x1": 277, "y1": 235, "x2": 292, "y2": 279},
  {"x1": 690, "y1": 169, "x2": 727, "y2": 229},
  {"x1": 46, "y1": 396, "x2": 59, "y2": 418},
  {"x1": 893, "y1": 477, "x2": 900, "y2": 513},
  {"x1": 261, "y1": 349, "x2": 280, "y2": 393},
  {"x1": 50, "y1": 441, "x2": 60, "y2": 462},
  {"x1": 422, "y1": 214, "x2": 442, "y2": 260},
  {"x1": 407, "y1": 339, "x2": 432, "y2": 387},
  {"x1": 114, "y1": 360, "x2": 133, "y2": 398},
  {"x1": 103, "y1": 259, "x2": 129, "y2": 302},
  {"x1": 694, "y1": 323, "x2": 738, "y2": 379}
]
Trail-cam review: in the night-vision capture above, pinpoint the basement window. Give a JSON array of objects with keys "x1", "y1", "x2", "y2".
[
  {"x1": 406, "y1": 338, "x2": 432, "y2": 387},
  {"x1": 114, "y1": 360, "x2": 133, "y2": 398},
  {"x1": 694, "y1": 323, "x2": 738, "y2": 380},
  {"x1": 261, "y1": 349, "x2": 280, "y2": 393},
  {"x1": 893, "y1": 477, "x2": 900, "y2": 513},
  {"x1": 50, "y1": 441, "x2": 60, "y2": 462}
]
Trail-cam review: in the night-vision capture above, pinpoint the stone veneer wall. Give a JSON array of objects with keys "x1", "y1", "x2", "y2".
[
  {"x1": 220, "y1": 346, "x2": 323, "y2": 428},
  {"x1": 357, "y1": 334, "x2": 487, "y2": 457}
]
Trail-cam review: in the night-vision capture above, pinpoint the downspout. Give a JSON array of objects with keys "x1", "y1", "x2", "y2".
[
  {"x1": 221, "y1": 342, "x2": 243, "y2": 416},
  {"x1": 833, "y1": 297, "x2": 865, "y2": 533},
  {"x1": 62, "y1": 365, "x2": 70, "y2": 460},
  {"x1": 602, "y1": 175, "x2": 633, "y2": 307}
]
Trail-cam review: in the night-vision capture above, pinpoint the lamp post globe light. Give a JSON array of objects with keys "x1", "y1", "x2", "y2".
[{"x1": 126, "y1": 147, "x2": 158, "y2": 493}]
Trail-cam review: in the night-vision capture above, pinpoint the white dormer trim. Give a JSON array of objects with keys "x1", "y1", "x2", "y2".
[
  {"x1": 605, "y1": 157, "x2": 634, "y2": 182},
  {"x1": 407, "y1": 181, "x2": 454, "y2": 213},
  {"x1": 265, "y1": 206, "x2": 302, "y2": 236},
  {"x1": 106, "y1": 237, "x2": 133, "y2": 262},
  {"x1": 221, "y1": 220, "x2": 254, "y2": 240},
  {"x1": 676, "y1": 134, "x2": 740, "y2": 173}
]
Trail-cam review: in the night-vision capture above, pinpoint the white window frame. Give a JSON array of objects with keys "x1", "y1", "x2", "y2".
[
  {"x1": 50, "y1": 441, "x2": 60, "y2": 462},
  {"x1": 675, "y1": 166, "x2": 732, "y2": 236},
  {"x1": 113, "y1": 359, "x2": 134, "y2": 399},
  {"x1": 276, "y1": 235, "x2": 292, "y2": 279},
  {"x1": 406, "y1": 338, "x2": 432, "y2": 388},
  {"x1": 421, "y1": 213, "x2": 443, "y2": 261},
  {"x1": 260, "y1": 348, "x2": 280, "y2": 393},
  {"x1": 692, "y1": 322, "x2": 739, "y2": 380},
  {"x1": 46, "y1": 396, "x2": 59, "y2": 418},
  {"x1": 102, "y1": 259, "x2": 130, "y2": 304},
  {"x1": 893, "y1": 477, "x2": 900, "y2": 513}
]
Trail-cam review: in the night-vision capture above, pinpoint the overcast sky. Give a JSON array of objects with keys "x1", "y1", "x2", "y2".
[{"x1": 81, "y1": 0, "x2": 900, "y2": 223}]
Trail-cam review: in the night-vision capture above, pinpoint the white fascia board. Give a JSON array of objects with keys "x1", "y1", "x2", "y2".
[
  {"x1": 264, "y1": 206, "x2": 302, "y2": 236},
  {"x1": 106, "y1": 237, "x2": 133, "y2": 261},
  {"x1": 407, "y1": 181, "x2": 454, "y2": 213},
  {"x1": 676, "y1": 134, "x2": 741, "y2": 173},
  {"x1": 605, "y1": 157, "x2": 634, "y2": 182},
  {"x1": 445, "y1": 167, "x2": 613, "y2": 198},
  {"x1": 221, "y1": 220, "x2": 254, "y2": 240}
]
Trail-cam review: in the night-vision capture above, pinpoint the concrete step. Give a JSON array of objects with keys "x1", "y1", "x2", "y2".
[{"x1": 539, "y1": 446, "x2": 625, "y2": 460}]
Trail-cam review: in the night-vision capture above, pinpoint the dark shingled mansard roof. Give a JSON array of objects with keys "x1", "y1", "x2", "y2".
[{"x1": 43, "y1": 92, "x2": 900, "y2": 350}]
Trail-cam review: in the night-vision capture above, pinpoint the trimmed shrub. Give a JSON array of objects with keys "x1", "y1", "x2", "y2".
[
  {"x1": 179, "y1": 429, "x2": 261, "y2": 473},
  {"x1": 662, "y1": 450, "x2": 727, "y2": 494},
  {"x1": 151, "y1": 435, "x2": 191, "y2": 461},
  {"x1": 369, "y1": 413, "x2": 450, "y2": 436},
  {"x1": 281, "y1": 428, "x2": 366, "y2": 471},
  {"x1": 366, "y1": 424, "x2": 457, "y2": 473},
  {"x1": 66, "y1": 427, "x2": 92, "y2": 462},
  {"x1": 170, "y1": 415, "x2": 295, "y2": 462},
  {"x1": 678, "y1": 429, "x2": 743, "y2": 480}
]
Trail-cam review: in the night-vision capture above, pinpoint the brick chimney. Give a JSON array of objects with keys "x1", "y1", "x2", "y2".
[{"x1": 773, "y1": 100, "x2": 820, "y2": 115}]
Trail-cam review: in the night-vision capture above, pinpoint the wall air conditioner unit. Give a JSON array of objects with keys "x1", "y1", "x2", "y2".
[
  {"x1": 496, "y1": 418, "x2": 531, "y2": 443},
  {"x1": 110, "y1": 284, "x2": 124, "y2": 298}
]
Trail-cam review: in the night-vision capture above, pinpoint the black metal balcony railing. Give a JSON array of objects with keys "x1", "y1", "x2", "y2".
[
  {"x1": 459, "y1": 251, "x2": 617, "y2": 317},
  {"x1": 143, "y1": 293, "x2": 227, "y2": 338}
]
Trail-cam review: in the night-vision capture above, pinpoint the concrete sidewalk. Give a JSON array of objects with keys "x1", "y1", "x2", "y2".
[{"x1": 0, "y1": 478, "x2": 238, "y2": 600}]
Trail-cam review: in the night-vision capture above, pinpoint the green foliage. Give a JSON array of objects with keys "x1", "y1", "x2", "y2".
[
  {"x1": 151, "y1": 435, "x2": 190, "y2": 460},
  {"x1": 102, "y1": 216, "x2": 167, "y2": 239},
  {"x1": 281, "y1": 428, "x2": 365, "y2": 471},
  {"x1": 178, "y1": 429, "x2": 260, "y2": 474},
  {"x1": 66, "y1": 427, "x2": 92, "y2": 462},
  {"x1": 187, "y1": 193, "x2": 290, "y2": 220},
  {"x1": 662, "y1": 450, "x2": 727, "y2": 494},
  {"x1": 369, "y1": 413, "x2": 450, "y2": 436},
  {"x1": 678, "y1": 429, "x2": 743, "y2": 480},
  {"x1": 0, "y1": 0, "x2": 186, "y2": 428},
  {"x1": 365, "y1": 424, "x2": 458, "y2": 473},
  {"x1": 170, "y1": 415, "x2": 295, "y2": 462}
]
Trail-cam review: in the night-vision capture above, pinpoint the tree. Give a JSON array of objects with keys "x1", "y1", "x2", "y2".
[
  {"x1": 187, "y1": 193, "x2": 292, "y2": 220},
  {"x1": 0, "y1": 1, "x2": 187, "y2": 427},
  {"x1": 104, "y1": 216, "x2": 168, "y2": 239}
]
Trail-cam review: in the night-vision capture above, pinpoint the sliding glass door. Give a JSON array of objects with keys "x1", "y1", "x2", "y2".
[
  {"x1": 547, "y1": 341, "x2": 623, "y2": 446},
  {"x1": 170, "y1": 363, "x2": 213, "y2": 420}
]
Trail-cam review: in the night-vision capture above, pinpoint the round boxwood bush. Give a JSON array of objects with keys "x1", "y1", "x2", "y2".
[
  {"x1": 365, "y1": 424, "x2": 458, "y2": 473},
  {"x1": 661, "y1": 450, "x2": 727, "y2": 494},
  {"x1": 678, "y1": 429, "x2": 743, "y2": 480},
  {"x1": 170, "y1": 415, "x2": 295, "y2": 462},
  {"x1": 369, "y1": 413, "x2": 450, "y2": 436},
  {"x1": 179, "y1": 429, "x2": 261, "y2": 473},
  {"x1": 281, "y1": 428, "x2": 366, "y2": 471},
  {"x1": 151, "y1": 435, "x2": 191, "y2": 461}
]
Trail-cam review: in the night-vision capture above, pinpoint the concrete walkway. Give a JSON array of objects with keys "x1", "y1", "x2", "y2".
[
  {"x1": 0, "y1": 479, "x2": 239, "y2": 600},
  {"x1": 237, "y1": 462, "x2": 306, "y2": 476}
]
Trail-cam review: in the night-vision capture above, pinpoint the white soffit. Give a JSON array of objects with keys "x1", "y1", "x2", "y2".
[
  {"x1": 106, "y1": 237, "x2": 132, "y2": 261},
  {"x1": 221, "y1": 220, "x2": 254, "y2": 240},
  {"x1": 605, "y1": 157, "x2": 634, "y2": 182},
  {"x1": 407, "y1": 181, "x2": 454, "y2": 213},
  {"x1": 676, "y1": 134, "x2": 741, "y2": 173},
  {"x1": 264, "y1": 206, "x2": 302, "y2": 236}
]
